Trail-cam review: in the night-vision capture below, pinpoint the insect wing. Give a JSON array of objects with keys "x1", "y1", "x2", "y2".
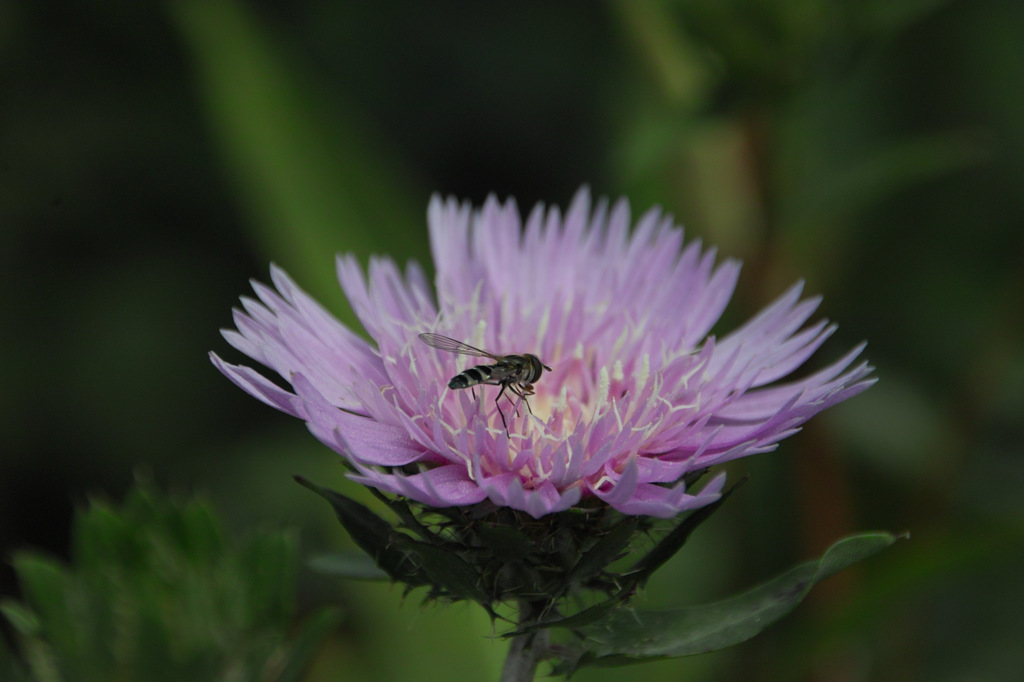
[
  {"x1": 478, "y1": 362, "x2": 520, "y2": 384},
  {"x1": 418, "y1": 333, "x2": 500, "y2": 360}
]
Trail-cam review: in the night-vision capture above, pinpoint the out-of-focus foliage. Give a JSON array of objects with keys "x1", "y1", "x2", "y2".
[
  {"x1": 2, "y1": 0, "x2": 1022, "y2": 680},
  {"x1": 168, "y1": 0, "x2": 425, "y2": 320},
  {"x1": 0, "y1": 483, "x2": 338, "y2": 682}
]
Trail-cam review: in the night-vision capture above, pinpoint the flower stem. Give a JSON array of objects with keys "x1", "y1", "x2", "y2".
[{"x1": 500, "y1": 600, "x2": 550, "y2": 682}]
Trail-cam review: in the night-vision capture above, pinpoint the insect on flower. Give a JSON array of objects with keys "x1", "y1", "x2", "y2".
[
  {"x1": 214, "y1": 189, "x2": 875, "y2": 518},
  {"x1": 418, "y1": 332, "x2": 552, "y2": 437}
]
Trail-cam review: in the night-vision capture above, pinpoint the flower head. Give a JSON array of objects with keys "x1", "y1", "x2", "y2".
[{"x1": 212, "y1": 189, "x2": 873, "y2": 519}]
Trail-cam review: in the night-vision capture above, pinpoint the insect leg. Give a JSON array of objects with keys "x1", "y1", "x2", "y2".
[
  {"x1": 494, "y1": 383, "x2": 510, "y2": 436},
  {"x1": 520, "y1": 384, "x2": 537, "y2": 416},
  {"x1": 507, "y1": 384, "x2": 530, "y2": 418}
]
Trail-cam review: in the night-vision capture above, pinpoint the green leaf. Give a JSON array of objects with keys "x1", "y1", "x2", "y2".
[
  {"x1": 241, "y1": 531, "x2": 299, "y2": 623},
  {"x1": 571, "y1": 532, "x2": 904, "y2": 665},
  {"x1": 307, "y1": 552, "x2": 390, "y2": 581},
  {"x1": 4, "y1": 483, "x2": 321, "y2": 681},
  {"x1": 294, "y1": 476, "x2": 427, "y2": 586},
  {"x1": 569, "y1": 517, "x2": 640, "y2": 584},
  {"x1": 472, "y1": 524, "x2": 535, "y2": 564},
  {"x1": 510, "y1": 591, "x2": 635, "y2": 637},
  {"x1": 627, "y1": 477, "x2": 745, "y2": 586},
  {"x1": 72, "y1": 501, "x2": 129, "y2": 572},
  {"x1": 404, "y1": 541, "x2": 491, "y2": 607},
  {"x1": 372, "y1": 493, "x2": 445, "y2": 546},
  {"x1": 0, "y1": 602, "x2": 40, "y2": 637},
  {"x1": 0, "y1": 632, "x2": 31, "y2": 682},
  {"x1": 8, "y1": 555, "x2": 76, "y2": 650},
  {"x1": 178, "y1": 499, "x2": 228, "y2": 563}
]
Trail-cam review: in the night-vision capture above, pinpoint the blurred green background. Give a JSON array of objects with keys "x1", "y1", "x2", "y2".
[{"x1": 2, "y1": 0, "x2": 1022, "y2": 680}]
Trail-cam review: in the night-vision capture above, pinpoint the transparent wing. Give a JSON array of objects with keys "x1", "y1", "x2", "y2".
[{"x1": 418, "y1": 333, "x2": 500, "y2": 360}]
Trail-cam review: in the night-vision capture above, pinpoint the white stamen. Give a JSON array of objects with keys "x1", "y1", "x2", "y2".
[
  {"x1": 473, "y1": 319, "x2": 487, "y2": 348},
  {"x1": 636, "y1": 354, "x2": 650, "y2": 392},
  {"x1": 594, "y1": 366, "x2": 611, "y2": 415},
  {"x1": 670, "y1": 356, "x2": 703, "y2": 393},
  {"x1": 535, "y1": 305, "x2": 551, "y2": 347},
  {"x1": 612, "y1": 360, "x2": 624, "y2": 382},
  {"x1": 552, "y1": 385, "x2": 568, "y2": 412},
  {"x1": 611, "y1": 326, "x2": 630, "y2": 356}
]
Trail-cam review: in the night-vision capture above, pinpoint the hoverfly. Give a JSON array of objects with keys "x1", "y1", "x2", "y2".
[{"x1": 418, "y1": 332, "x2": 552, "y2": 436}]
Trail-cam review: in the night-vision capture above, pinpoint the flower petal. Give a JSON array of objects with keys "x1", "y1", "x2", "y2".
[
  {"x1": 291, "y1": 373, "x2": 424, "y2": 467},
  {"x1": 349, "y1": 463, "x2": 488, "y2": 507},
  {"x1": 209, "y1": 353, "x2": 303, "y2": 418},
  {"x1": 612, "y1": 472, "x2": 728, "y2": 518}
]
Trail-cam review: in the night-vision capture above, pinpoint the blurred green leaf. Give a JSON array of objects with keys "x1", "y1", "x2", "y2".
[
  {"x1": 791, "y1": 131, "x2": 989, "y2": 230},
  {"x1": 0, "y1": 602, "x2": 40, "y2": 637},
  {"x1": 168, "y1": 0, "x2": 425, "y2": 321},
  {"x1": 827, "y1": 371, "x2": 952, "y2": 479},
  {"x1": 72, "y1": 502, "x2": 130, "y2": 573},
  {"x1": 568, "y1": 532, "x2": 904, "y2": 667},
  {"x1": 1, "y1": 482, "x2": 334, "y2": 682},
  {"x1": 8, "y1": 555, "x2": 77, "y2": 654},
  {"x1": 307, "y1": 552, "x2": 390, "y2": 580},
  {"x1": 0, "y1": 633, "x2": 32, "y2": 682},
  {"x1": 613, "y1": 0, "x2": 712, "y2": 110}
]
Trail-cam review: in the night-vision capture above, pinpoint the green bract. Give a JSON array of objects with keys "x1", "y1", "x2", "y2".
[{"x1": 299, "y1": 475, "x2": 903, "y2": 677}]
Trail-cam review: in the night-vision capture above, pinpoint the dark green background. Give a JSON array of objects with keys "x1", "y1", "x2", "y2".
[{"x1": 2, "y1": 1, "x2": 1022, "y2": 679}]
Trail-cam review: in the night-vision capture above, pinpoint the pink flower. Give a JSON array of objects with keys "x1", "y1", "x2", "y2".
[{"x1": 212, "y1": 189, "x2": 873, "y2": 518}]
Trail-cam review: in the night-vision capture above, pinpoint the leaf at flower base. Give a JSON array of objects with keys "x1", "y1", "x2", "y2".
[
  {"x1": 404, "y1": 541, "x2": 492, "y2": 608},
  {"x1": 294, "y1": 476, "x2": 428, "y2": 587},
  {"x1": 371, "y1": 492, "x2": 444, "y2": 546},
  {"x1": 509, "y1": 590, "x2": 635, "y2": 637},
  {"x1": 472, "y1": 524, "x2": 535, "y2": 564},
  {"x1": 626, "y1": 477, "x2": 746, "y2": 587},
  {"x1": 569, "y1": 517, "x2": 640, "y2": 585},
  {"x1": 307, "y1": 552, "x2": 390, "y2": 580},
  {"x1": 570, "y1": 532, "x2": 904, "y2": 666}
]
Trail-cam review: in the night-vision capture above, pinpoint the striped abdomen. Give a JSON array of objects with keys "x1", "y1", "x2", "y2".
[{"x1": 447, "y1": 354, "x2": 546, "y2": 390}]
